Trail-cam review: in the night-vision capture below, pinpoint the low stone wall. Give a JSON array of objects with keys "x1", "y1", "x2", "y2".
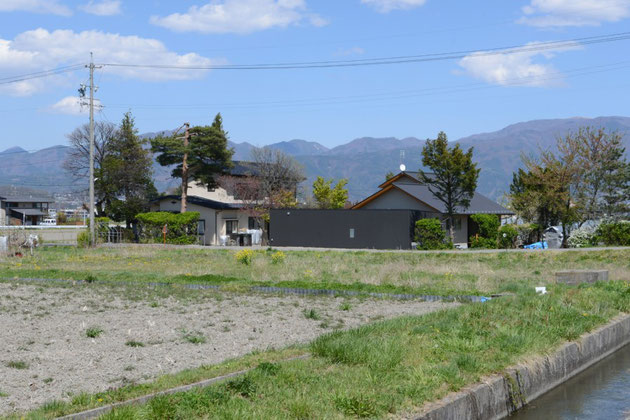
[{"x1": 414, "y1": 314, "x2": 630, "y2": 420}]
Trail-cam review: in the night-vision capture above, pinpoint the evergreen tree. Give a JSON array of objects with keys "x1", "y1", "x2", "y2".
[
  {"x1": 106, "y1": 112, "x2": 157, "y2": 227},
  {"x1": 152, "y1": 113, "x2": 233, "y2": 212},
  {"x1": 419, "y1": 131, "x2": 480, "y2": 242}
]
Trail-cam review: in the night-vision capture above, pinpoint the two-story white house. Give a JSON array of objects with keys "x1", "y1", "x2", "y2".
[{"x1": 150, "y1": 161, "x2": 262, "y2": 246}]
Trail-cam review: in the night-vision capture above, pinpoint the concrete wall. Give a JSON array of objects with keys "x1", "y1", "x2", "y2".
[{"x1": 414, "y1": 314, "x2": 630, "y2": 420}]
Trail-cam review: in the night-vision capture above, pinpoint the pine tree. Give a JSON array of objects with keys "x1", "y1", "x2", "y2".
[{"x1": 152, "y1": 113, "x2": 233, "y2": 211}]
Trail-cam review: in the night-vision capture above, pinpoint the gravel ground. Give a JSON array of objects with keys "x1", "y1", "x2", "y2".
[{"x1": 0, "y1": 282, "x2": 456, "y2": 415}]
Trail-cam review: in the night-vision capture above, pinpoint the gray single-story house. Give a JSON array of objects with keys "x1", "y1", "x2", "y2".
[
  {"x1": 351, "y1": 171, "x2": 514, "y2": 246},
  {"x1": 269, "y1": 171, "x2": 514, "y2": 249}
]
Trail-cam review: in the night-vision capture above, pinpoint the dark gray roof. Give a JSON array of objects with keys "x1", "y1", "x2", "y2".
[
  {"x1": 230, "y1": 161, "x2": 260, "y2": 177},
  {"x1": 3, "y1": 196, "x2": 54, "y2": 203},
  {"x1": 10, "y1": 209, "x2": 47, "y2": 216},
  {"x1": 155, "y1": 195, "x2": 241, "y2": 210},
  {"x1": 393, "y1": 182, "x2": 514, "y2": 215}
]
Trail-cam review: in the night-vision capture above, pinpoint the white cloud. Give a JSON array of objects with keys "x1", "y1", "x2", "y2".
[
  {"x1": 361, "y1": 0, "x2": 426, "y2": 13},
  {"x1": 519, "y1": 0, "x2": 630, "y2": 27},
  {"x1": 0, "y1": 0, "x2": 72, "y2": 16},
  {"x1": 48, "y1": 96, "x2": 102, "y2": 115},
  {"x1": 334, "y1": 46, "x2": 365, "y2": 57},
  {"x1": 150, "y1": 0, "x2": 327, "y2": 34},
  {"x1": 79, "y1": 0, "x2": 122, "y2": 16},
  {"x1": 0, "y1": 28, "x2": 219, "y2": 96},
  {"x1": 457, "y1": 42, "x2": 578, "y2": 87}
]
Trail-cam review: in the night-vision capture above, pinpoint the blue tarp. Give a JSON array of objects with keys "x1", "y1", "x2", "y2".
[{"x1": 524, "y1": 241, "x2": 548, "y2": 249}]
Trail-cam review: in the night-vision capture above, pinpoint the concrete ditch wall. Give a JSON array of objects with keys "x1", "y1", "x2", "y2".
[{"x1": 414, "y1": 313, "x2": 630, "y2": 420}]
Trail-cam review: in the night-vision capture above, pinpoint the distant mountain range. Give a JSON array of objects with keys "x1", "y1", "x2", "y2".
[{"x1": 1, "y1": 116, "x2": 629, "y2": 202}]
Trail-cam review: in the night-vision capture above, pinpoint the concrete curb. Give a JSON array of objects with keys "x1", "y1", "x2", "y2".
[
  {"x1": 55, "y1": 354, "x2": 310, "y2": 420},
  {"x1": 413, "y1": 313, "x2": 630, "y2": 420}
]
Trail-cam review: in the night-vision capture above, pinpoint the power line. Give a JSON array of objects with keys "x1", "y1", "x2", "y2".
[
  {"x1": 101, "y1": 31, "x2": 630, "y2": 70},
  {"x1": 0, "y1": 64, "x2": 84, "y2": 85},
  {"x1": 104, "y1": 59, "x2": 630, "y2": 111}
]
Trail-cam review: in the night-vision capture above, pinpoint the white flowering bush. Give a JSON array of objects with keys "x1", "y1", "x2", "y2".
[{"x1": 568, "y1": 225, "x2": 596, "y2": 248}]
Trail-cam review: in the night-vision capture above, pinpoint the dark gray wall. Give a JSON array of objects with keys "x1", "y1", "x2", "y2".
[{"x1": 270, "y1": 209, "x2": 431, "y2": 249}]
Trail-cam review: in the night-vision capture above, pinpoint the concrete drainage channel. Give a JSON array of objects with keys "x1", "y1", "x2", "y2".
[
  {"x1": 413, "y1": 313, "x2": 630, "y2": 420},
  {"x1": 1, "y1": 277, "x2": 491, "y2": 303}
]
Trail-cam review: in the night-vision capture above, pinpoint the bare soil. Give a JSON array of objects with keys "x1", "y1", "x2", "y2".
[{"x1": 0, "y1": 282, "x2": 456, "y2": 414}]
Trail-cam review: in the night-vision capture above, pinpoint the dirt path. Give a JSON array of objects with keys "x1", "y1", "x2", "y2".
[{"x1": 0, "y1": 282, "x2": 456, "y2": 415}]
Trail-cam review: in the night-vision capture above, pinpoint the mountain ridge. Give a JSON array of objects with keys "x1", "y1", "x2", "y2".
[{"x1": 2, "y1": 116, "x2": 629, "y2": 201}]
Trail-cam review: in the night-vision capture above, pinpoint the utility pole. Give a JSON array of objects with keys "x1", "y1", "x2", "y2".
[
  {"x1": 86, "y1": 53, "x2": 102, "y2": 246},
  {"x1": 180, "y1": 123, "x2": 190, "y2": 213}
]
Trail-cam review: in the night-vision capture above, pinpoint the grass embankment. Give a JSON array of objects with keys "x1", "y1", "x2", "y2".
[
  {"x1": 1, "y1": 246, "x2": 630, "y2": 296},
  {"x1": 9, "y1": 281, "x2": 630, "y2": 420}
]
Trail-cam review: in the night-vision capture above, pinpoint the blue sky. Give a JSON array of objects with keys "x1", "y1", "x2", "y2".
[{"x1": 1, "y1": 0, "x2": 630, "y2": 151}]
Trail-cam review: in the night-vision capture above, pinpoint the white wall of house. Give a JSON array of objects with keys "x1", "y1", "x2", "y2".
[
  {"x1": 187, "y1": 183, "x2": 242, "y2": 204},
  {"x1": 361, "y1": 188, "x2": 436, "y2": 212}
]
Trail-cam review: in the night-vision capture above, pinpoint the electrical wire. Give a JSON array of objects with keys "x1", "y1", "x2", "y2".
[
  {"x1": 101, "y1": 31, "x2": 630, "y2": 70},
  {"x1": 0, "y1": 64, "x2": 84, "y2": 85}
]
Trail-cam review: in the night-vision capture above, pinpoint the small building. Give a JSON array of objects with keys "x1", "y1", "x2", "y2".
[
  {"x1": 150, "y1": 161, "x2": 262, "y2": 246},
  {"x1": 0, "y1": 195, "x2": 55, "y2": 226}
]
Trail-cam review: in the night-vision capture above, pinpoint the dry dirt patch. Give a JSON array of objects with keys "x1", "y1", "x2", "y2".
[{"x1": 0, "y1": 282, "x2": 456, "y2": 414}]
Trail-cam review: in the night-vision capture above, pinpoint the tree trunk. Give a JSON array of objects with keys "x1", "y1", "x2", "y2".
[
  {"x1": 180, "y1": 124, "x2": 190, "y2": 213},
  {"x1": 448, "y1": 215, "x2": 455, "y2": 244}
]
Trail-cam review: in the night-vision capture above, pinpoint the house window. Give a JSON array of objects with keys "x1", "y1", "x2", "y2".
[
  {"x1": 226, "y1": 220, "x2": 238, "y2": 234},
  {"x1": 248, "y1": 217, "x2": 261, "y2": 230},
  {"x1": 197, "y1": 220, "x2": 205, "y2": 235}
]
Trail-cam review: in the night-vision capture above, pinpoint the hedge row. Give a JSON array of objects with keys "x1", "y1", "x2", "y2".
[{"x1": 136, "y1": 212, "x2": 200, "y2": 245}]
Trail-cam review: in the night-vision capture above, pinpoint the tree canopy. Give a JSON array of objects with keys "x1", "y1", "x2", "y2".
[
  {"x1": 151, "y1": 113, "x2": 233, "y2": 212},
  {"x1": 419, "y1": 131, "x2": 480, "y2": 242},
  {"x1": 312, "y1": 176, "x2": 349, "y2": 209}
]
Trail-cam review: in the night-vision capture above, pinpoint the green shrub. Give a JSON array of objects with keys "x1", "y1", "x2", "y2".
[
  {"x1": 415, "y1": 218, "x2": 451, "y2": 250},
  {"x1": 470, "y1": 214, "x2": 500, "y2": 238},
  {"x1": 77, "y1": 230, "x2": 90, "y2": 248},
  {"x1": 498, "y1": 225, "x2": 518, "y2": 249},
  {"x1": 470, "y1": 214, "x2": 500, "y2": 248},
  {"x1": 595, "y1": 221, "x2": 630, "y2": 246},
  {"x1": 136, "y1": 212, "x2": 200, "y2": 245},
  {"x1": 470, "y1": 237, "x2": 497, "y2": 249}
]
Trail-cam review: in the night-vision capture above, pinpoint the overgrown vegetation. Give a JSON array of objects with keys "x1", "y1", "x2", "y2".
[{"x1": 2, "y1": 246, "x2": 630, "y2": 297}]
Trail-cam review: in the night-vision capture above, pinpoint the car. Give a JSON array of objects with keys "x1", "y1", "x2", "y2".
[{"x1": 40, "y1": 218, "x2": 57, "y2": 226}]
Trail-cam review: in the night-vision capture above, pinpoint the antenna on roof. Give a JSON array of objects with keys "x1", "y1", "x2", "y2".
[{"x1": 399, "y1": 150, "x2": 406, "y2": 172}]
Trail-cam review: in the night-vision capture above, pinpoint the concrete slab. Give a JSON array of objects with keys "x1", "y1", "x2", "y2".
[{"x1": 555, "y1": 270, "x2": 609, "y2": 285}]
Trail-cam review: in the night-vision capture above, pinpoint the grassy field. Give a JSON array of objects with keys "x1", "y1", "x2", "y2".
[
  {"x1": 1, "y1": 245, "x2": 629, "y2": 296},
  {"x1": 9, "y1": 280, "x2": 629, "y2": 419},
  {"x1": 2, "y1": 246, "x2": 629, "y2": 419}
]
